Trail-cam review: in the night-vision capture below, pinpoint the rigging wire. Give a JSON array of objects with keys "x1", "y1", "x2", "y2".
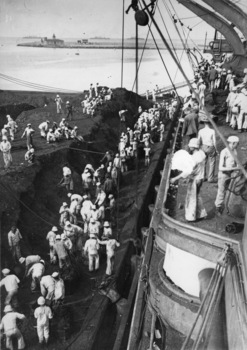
[
  {"x1": 156, "y1": 3, "x2": 180, "y2": 62},
  {"x1": 0, "y1": 73, "x2": 82, "y2": 94},
  {"x1": 136, "y1": 1, "x2": 179, "y2": 96},
  {"x1": 140, "y1": 0, "x2": 247, "y2": 180},
  {"x1": 121, "y1": 0, "x2": 125, "y2": 88},
  {"x1": 162, "y1": 0, "x2": 195, "y2": 74},
  {"x1": 130, "y1": 0, "x2": 157, "y2": 93}
]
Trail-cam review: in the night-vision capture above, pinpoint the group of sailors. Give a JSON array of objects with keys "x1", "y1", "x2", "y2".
[
  {"x1": 38, "y1": 119, "x2": 82, "y2": 144},
  {"x1": 118, "y1": 101, "x2": 178, "y2": 166},
  {"x1": 1, "y1": 87, "x2": 173, "y2": 348},
  {"x1": 81, "y1": 84, "x2": 113, "y2": 117},
  {"x1": 171, "y1": 62, "x2": 246, "y2": 221},
  {"x1": 0, "y1": 83, "x2": 115, "y2": 171}
]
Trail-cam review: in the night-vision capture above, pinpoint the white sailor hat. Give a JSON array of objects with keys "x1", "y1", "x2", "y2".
[
  {"x1": 103, "y1": 221, "x2": 110, "y2": 227},
  {"x1": 37, "y1": 296, "x2": 46, "y2": 305},
  {"x1": 52, "y1": 226, "x2": 58, "y2": 232},
  {"x1": 4, "y1": 305, "x2": 13, "y2": 313},
  {"x1": 56, "y1": 235, "x2": 61, "y2": 240},
  {"x1": 96, "y1": 182, "x2": 101, "y2": 186},
  {"x1": 19, "y1": 257, "x2": 26, "y2": 264},
  {"x1": 2, "y1": 268, "x2": 10, "y2": 275},
  {"x1": 227, "y1": 136, "x2": 239, "y2": 143},
  {"x1": 83, "y1": 195, "x2": 88, "y2": 199},
  {"x1": 63, "y1": 202, "x2": 68, "y2": 207},
  {"x1": 109, "y1": 194, "x2": 114, "y2": 199},
  {"x1": 52, "y1": 272, "x2": 59, "y2": 278},
  {"x1": 188, "y1": 138, "x2": 200, "y2": 149}
]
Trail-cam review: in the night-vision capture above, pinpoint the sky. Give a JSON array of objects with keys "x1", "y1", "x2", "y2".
[{"x1": 0, "y1": 0, "x2": 215, "y2": 41}]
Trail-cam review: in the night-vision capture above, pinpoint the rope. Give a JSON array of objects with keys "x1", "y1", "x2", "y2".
[
  {"x1": 68, "y1": 147, "x2": 105, "y2": 155},
  {"x1": 0, "y1": 73, "x2": 82, "y2": 94}
]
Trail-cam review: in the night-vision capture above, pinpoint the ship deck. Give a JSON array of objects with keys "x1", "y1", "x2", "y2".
[{"x1": 172, "y1": 113, "x2": 247, "y2": 241}]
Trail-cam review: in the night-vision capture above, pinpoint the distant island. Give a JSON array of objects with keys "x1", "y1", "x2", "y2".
[
  {"x1": 23, "y1": 36, "x2": 42, "y2": 39},
  {"x1": 127, "y1": 37, "x2": 145, "y2": 40},
  {"x1": 17, "y1": 34, "x2": 186, "y2": 50},
  {"x1": 89, "y1": 36, "x2": 110, "y2": 40}
]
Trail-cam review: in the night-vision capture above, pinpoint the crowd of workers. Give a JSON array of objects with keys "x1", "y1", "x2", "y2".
[
  {"x1": 0, "y1": 84, "x2": 114, "y2": 171},
  {"x1": 171, "y1": 61, "x2": 246, "y2": 221},
  {"x1": 0, "y1": 82, "x2": 173, "y2": 349}
]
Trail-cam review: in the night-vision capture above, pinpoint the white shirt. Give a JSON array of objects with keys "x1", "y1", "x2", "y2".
[
  {"x1": 34, "y1": 306, "x2": 52, "y2": 326},
  {"x1": 144, "y1": 147, "x2": 151, "y2": 156},
  {"x1": 84, "y1": 238, "x2": 100, "y2": 255},
  {"x1": 28, "y1": 263, "x2": 45, "y2": 278},
  {"x1": 0, "y1": 275, "x2": 20, "y2": 292},
  {"x1": 40, "y1": 275, "x2": 55, "y2": 289},
  {"x1": 191, "y1": 150, "x2": 206, "y2": 180},
  {"x1": 198, "y1": 127, "x2": 215, "y2": 147},
  {"x1": 8, "y1": 229, "x2": 22, "y2": 247},
  {"x1": 0, "y1": 141, "x2": 11, "y2": 153},
  {"x1": 39, "y1": 122, "x2": 49, "y2": 131},
  {"x1": 81, "y1": 199, "x2": 93, "y2": 212},
  {"x1": 63, "y1": 167, "x2": 71, "y2": 176},
  {"x1": 0, "y1": 312, "x2": 25, "y2": 332},
  {"x1": 46, "y1": 231, "x2": 56, "y2": 245},
  {"x1": 54, "y1": 279, "x2": 65, "y2": 300},
  {"x1": 235, "y1": 92, "x2": 247, "y2": 112},
  {"x1": 100, "y1": 239, "x2": 120, "y2": 256},
  {"x1": 88, "y1": 222, "x2": 100, "y2": 235},
  {"x1": 226, "y1": 92, "x2": 237, "y2": 107}
]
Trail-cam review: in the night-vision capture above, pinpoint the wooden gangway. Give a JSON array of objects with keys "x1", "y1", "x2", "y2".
[{"x1": 141, "y1": 79, "x2": 194, "y2": 98}]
